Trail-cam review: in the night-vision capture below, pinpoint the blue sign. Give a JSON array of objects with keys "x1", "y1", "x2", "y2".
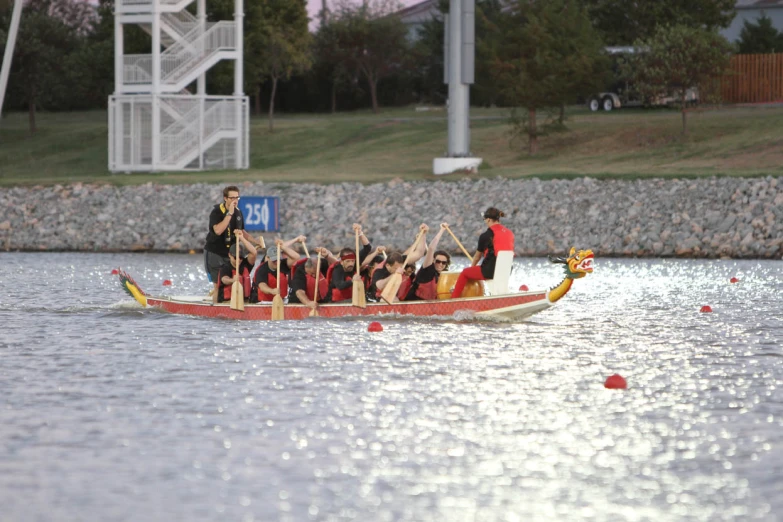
[{"x1": 240, "y1": 196, "x2": 279, "y2": 232}]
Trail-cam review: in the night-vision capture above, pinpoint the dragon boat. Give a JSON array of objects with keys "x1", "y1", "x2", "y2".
[{"x1": 117, "y1": 248, "x2": 594, "y2": 322}]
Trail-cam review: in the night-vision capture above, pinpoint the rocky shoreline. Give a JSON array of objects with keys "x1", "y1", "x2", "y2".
[{"x1": 1, "y1": 177, "x2": 781, "y2": 259}]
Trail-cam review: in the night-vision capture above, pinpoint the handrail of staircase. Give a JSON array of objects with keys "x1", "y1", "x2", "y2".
[
  {"x1": 161, "y1": 21, "x2": 235, "y2": 84},
  {"x1": 160, "y1": 98, "x2": 238, "y2": 167},
  {"x1": 123, "y1": 55, "x2": 152, "y2": 83}
]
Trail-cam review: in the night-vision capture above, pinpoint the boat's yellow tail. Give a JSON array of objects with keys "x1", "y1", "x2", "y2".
[{"x1": 118, "y1": 269, "x2": 148, "y2": 307}]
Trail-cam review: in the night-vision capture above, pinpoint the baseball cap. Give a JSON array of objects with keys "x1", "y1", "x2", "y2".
[{"x1": 266, "y1": 246, "x2": 279, "y2": 261}]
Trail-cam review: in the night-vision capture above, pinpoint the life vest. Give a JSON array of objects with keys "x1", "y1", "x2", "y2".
[
  {"x1": 306, "y1": 270, "x2": 329, "y2": 301},
  {"x1": 326, "y1": 262, "x2": 353, "y2": 302},
  {"x1": 256, "y1": 265, "x2": 289, "y2": 302},
  {"x1": 291, "y1": 258, "x2": 329, "y2": 301},
  {"x1": 220, "y1": 262, "x2": 252, "y2": 302},
  {"x1": 487, "y1": 224, "x2": 515, "y2": 256},
  {"x1": 397, "y1": 276, "x2": 413, "y2": 301},
  {"x1": 415, "y1": 276, "x2": 438, "y2": 301},
  {"x1": 371, "y1": 263, "x2": 410, "y2": 301}
]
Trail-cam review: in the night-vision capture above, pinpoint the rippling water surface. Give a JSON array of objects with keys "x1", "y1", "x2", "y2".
[{"x1": 0, "y1": 253, "x2": 781, "y2": 522}]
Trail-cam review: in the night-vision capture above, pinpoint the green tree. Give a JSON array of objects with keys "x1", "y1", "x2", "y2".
[
  {"x1": 313, "y1": 18, "x2": 353, "y2": 113},
  {"x1": 737, "y1": 14, "x2": 783, "y2": 54},
  {"x1": 254, "y1": 0, "x2": 311, "y2": 131},
  {"x1": 487, "y1": 0, "x2": 607, "y2": 154},
  {"x1": 329, "y1": 0, "x2": 408, "y2": 113},
  {"x1": 1, "y1": 0, "x2": 90, "y2": 133},
  {"x1": 624, "y1": 25, "x2": 732, "y2": 135},
  {"x1": 580, "y1": 0, "x2": 735, "y2": 45}
]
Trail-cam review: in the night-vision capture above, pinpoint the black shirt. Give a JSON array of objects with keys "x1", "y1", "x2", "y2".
[
  {"x1": 289, "y1": 261, "x2": 328, "y2": 304},
  {"x1": 330, "y1": 243, "x2": 373, "y2": 290},
  {"x1": 477, "y1": 228, "x2": 496, "y2": 279},
  {"x1": 204, "y1": 204, "x2": 245, "y2": 257},
  {"x1": 404, "y1": 264, "x2": 438, "y2": 301},
  {"x1": 216, "y1": 258, "x2": 253, "y2": 303},
  {"x1": 370, "y1": 265, "x2": 391, "y2": 296},
  {"x1": 254, "y1": 261, "x2": 292, "y2": 294}
]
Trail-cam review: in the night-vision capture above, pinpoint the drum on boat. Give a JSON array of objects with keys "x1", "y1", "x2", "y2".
[{"x1": 436, "y1": 271, "x2": 485, "y2": 300}]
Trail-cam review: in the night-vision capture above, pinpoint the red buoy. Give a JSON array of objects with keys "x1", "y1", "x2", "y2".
[
  {"x1": 162, "y1": 279, "x2": 172, "y2": 286},
  {"x1": 368, "y1": 321, "x2": 383, "y2": 332},
  {"x1": 700, "y1": 305, "x2": 712, "y2": 313},
  {"x1": 730, "y1": 277, "x2": 739, "y2": 284},
  {"x1": 518, "y1": 284, "x2": 529, "y2": 291},
  {"x1": 111, "y1": 269, "x2": 119, "y2": 275},
  {"x1": 604, "y1": 374, "x2": 627, "y2": 389}
]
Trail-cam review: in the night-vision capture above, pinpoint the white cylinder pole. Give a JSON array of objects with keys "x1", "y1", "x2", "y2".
[
  {"x1": 447, "y1": 0, "x2": 469, "y2": 156},
  {"x1": 0, "y1": 0, "x2": 24, "y2": 119},
  {"x1": 151, "y1": 5, "x2": 161, "y2": 169},
  {"x1": 197, "y1": 0, "x2": 206, "y2": 95},
  {"x1": 234, "y1": 0, "x2": 244, "y2": 167}
]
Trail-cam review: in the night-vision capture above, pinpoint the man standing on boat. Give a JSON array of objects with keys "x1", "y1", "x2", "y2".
[{"x1": 204, "y1": 186, "x2": 245, "y2": 301}]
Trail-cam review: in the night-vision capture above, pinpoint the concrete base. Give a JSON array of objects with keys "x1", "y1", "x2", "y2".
[{"x1": 433, "y1": 157, "x2": 483, "y2": 175}]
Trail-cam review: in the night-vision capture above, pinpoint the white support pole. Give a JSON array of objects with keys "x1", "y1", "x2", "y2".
[
  {"x1": 0, "y1": 0, "x2": 24, "y2": 119},
  {"x1": 234, "y1": 0, "x2": 244, "y2": 167},
  {"x1": 114, "y1": 16, "x2": 124, "y2": 93},
  {"x1": 447, "y1": 0, "x2": 468, "y2": 156},
  {"x1": 433, "y1": 0, "x2": 481, "y2": 175},
  {"x1": 151, "y1": 5, "x2": 161, "y2": 170},
  {"x1": 197, "y1": 0, "x2": 206, "y2": 96}
]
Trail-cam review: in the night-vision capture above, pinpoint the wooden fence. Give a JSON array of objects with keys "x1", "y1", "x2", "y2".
[{"x1": 720, "y1": 53, "x2": 783, "y2": 104}]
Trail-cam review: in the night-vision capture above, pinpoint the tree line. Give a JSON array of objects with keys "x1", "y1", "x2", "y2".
[{"x1": 1, "y1": 0, "x2": 781, "y2": 149}]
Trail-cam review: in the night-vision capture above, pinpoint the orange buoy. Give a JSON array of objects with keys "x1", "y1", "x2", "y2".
[
  {"x1": 518, "y1": 284, "x2": 529, "y2": 291},
  {"x1": 189, "y1": 249, "x2": 196, "y2": 255},
  {"x1": 368, "y1": 321, "x2": 383, "y2": 332},
  {"x1": 700, "y1": 305, "x2": 712, "y2": 313},
  {"x1": 111, "y1": 269, "x2": 119, "y2": 275},
  {"x1": 604, "y1": 374, "x2": 627, "y2": 389},
  {"x1": 162, "y1": 279, "x2": 172, "y2": 286},
  {"x1": 730, "y1": 277, "x2": 739, "y2": 283}
]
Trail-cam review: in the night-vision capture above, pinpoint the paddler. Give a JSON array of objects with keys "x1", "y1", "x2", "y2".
[
  {"x1": 404, "y1": 223, "x2": 450, "y2": 301},
  {"x1": 216, "y1": 232, "x2": 257, "y2": 304}
]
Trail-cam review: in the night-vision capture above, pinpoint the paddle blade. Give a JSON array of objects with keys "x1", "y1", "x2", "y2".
[
  {"x1": 352, "y1": 279, "x2": 367, "y2": 309},
  {"x1": 380, "y1": 273, "x2": 402, "y2": 305},
  {"x1": 271, "y1": 294, "x2": 285, "y2": 320},
  {"x1": 308, "y1": 307, "x2": 319, "y2": 318},
  {"x1": 230, "y1": 281, "x2": 245, "y2": 311}
]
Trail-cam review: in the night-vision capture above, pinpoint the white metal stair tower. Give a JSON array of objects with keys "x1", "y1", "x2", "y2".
[{"x1": 108, "y1": 0, "x2": 249, "y2": 172}]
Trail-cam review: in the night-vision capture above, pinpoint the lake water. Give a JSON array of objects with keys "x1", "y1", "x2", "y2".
[{"x1": 0, "y1": 253, "x2": 781, "y2": 522}]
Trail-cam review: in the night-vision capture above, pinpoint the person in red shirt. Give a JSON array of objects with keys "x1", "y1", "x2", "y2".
[{"x1": 450, "y1": 208, "x2": 515, "y2": 299}]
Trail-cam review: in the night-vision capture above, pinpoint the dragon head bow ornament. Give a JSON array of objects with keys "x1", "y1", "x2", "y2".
[{"x1": 547, "y1": 247, "x2": 594, "y2": 302}]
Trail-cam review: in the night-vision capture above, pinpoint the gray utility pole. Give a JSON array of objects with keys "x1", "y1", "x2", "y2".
[{"x1": 433, "y1": 0, "x2": 482, "y2": 175}]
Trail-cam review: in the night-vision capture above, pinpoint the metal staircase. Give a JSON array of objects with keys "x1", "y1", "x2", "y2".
[{"x1": 108, "y1": 0, "x2": 248, "y2": 172}]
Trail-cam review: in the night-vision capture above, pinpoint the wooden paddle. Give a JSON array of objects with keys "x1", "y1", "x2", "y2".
[
  {"x1": 229, "y1": 243, "x2": 245, "y2": 311},
  {"x1": 271, "y1": 243, "x2": 284, "y2": 320},
  {"x1": 380, "y1": 231, "x2": 423, "y2": 305},
  {"x1": 301, "y1": 241, "x2": 309, "y2": 258},
  {"x1": 309, "y1": 252, "x2": 321, "y2": 318},
  {"x1": 352, "y1": 229, "x2": 367, "y2": 308},
  {"x1": 444, "y1": 225, "x2": 473, "y2": 260}
]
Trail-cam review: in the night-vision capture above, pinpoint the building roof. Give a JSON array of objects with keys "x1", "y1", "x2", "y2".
[{"x1": 396, "y1": 0, "x2": 440, "y2": 24}]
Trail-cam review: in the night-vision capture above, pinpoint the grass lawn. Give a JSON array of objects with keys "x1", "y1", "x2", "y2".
[{"x1": 1, "y1": 104, "x2": 782, "y2": 187}]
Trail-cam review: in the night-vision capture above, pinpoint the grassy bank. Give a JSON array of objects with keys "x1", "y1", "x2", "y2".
[{"x1": 1, "y1": 105, "x2": 782, "y2": 187}]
